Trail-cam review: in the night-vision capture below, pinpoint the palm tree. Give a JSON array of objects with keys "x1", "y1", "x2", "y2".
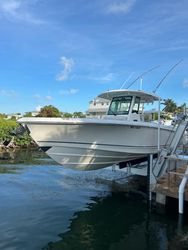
[
  {"x1": 177, "y1": 103, "x2": 186, "y2": 113},
  {"x1": 37, "y1": 105, "x2": 61, "y2": 117},
  {"x1": 163, "y1": 99, "x2": 177, "y2": 113}
]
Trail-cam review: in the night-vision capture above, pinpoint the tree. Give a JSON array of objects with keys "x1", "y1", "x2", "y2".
[
  {"x1": 177, "y1": 103, "x2": 186, "y2": 113},
  {"x1": 0, "y1": 118, "x2": 32, "y2": 147},
  {"x1": 0, "y1": 113, "x2": 7, "y2": 119},
  {"x1": 163, "y1": 99, "x2": 177, "y2": 113},
  {"x1": 24, "y1": 112, "x2": 32, "y2": 117},
  {"x1": 73, "y1": 112, "x2": 86, "y2": 118},
  {"x1": 37, "y1": 105, "x2": 61, "y2": 117},
  {"x1": 63, "y1": 112, "x2": 73, "y2": 118},
  {"x1": 10, "y1": 116, "x2": 17, "y2": 120}
]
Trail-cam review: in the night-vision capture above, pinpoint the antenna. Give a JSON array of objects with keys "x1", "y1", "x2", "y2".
[
  {"x1": 153, "y1": 59, "x2": 183, "y2": 93},
  {"x1": 126, "y1": 65, "x2": 160, "y2": 89},
  {"x1": 140, "y1": 77, "x2": 143, "y2": 90}
]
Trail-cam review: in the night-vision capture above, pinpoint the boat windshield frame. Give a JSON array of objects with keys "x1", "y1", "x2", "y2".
[
  {"x1": 132, "y1": 96, "x2": 141, "y2": 114},
  {"x1": 108, "y1": 96, "x2": 133, "y2": 116}
]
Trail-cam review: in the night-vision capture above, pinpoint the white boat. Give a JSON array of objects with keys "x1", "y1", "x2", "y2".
[{"x1": 18, "y1": 89, "x2": 175, "y2": 170}]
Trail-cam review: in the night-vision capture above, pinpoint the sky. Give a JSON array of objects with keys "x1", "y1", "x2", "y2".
[{"x1": 0, "y1": 0, "x2": 188, "y2": 114}]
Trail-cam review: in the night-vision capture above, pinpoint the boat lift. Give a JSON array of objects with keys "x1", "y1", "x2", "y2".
[
  {"x1": 120, "y1": 118, "x2": 188, "y2": 214},
  {"x1": 164, "y1": 154, "x2": 188, "y2": 214},
  {"x1": 153, "y1": 119, "x2": 188, "y2": 179}
]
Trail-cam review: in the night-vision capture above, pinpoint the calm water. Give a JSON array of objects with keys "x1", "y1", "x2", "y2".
[{"x1": 0, "y1": 149, "x2": 188, "y2": 250}]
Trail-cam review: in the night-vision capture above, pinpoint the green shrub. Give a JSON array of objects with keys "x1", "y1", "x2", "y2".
[{"x1": 0, "y1": 118, "x2": 32, "y2": 147}]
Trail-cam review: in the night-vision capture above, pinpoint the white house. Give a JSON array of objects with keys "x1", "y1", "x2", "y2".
[
  {"x1": 6, "y1": 113, "x2": 22, "y2": 120},
  {"x1": 86, "y1": 97, "x2": 110, "y2": 118}
]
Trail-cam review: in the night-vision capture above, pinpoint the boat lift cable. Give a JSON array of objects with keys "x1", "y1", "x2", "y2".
[
  {"x1": 126, "y1": 65, "x2": 160, "y2": 89},
  {"x1": 153, "y1": 59, "x2": 183, "y2": 94}
]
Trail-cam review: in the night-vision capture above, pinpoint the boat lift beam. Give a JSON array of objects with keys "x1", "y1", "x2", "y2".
[
  {"x1": 119, "y1": 154, "x2": 158, "y2": 169},
  {"x1": 153, "y1": 119, "x2": 188, "y2": 179}
]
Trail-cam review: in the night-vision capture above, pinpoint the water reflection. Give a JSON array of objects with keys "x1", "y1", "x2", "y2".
[
  {"x1": 43, "y1": 194, "x2": 178, "y2": 250},
  {"x1": 0, "y1": 148, "x2": 55, "y2": 174},
  {"x1": 0, "y1": 165, "x2": 22, "y2": 174},
  {"x1": 0, "y1": 148, "x2": 55, "y2": 165}
]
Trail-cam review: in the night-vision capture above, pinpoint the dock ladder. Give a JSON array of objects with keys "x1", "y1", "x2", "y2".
[{"x1": 152, "y1": 119, "x2": 188, "y2": 179}]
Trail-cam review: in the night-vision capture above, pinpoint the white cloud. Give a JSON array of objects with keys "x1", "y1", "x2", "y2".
[
  {"x1": 0, "y1": 0, "x2": 44, "y2": 24},
  {"x1": 182, "y1": 79, "x2": 188, "y2": 88},
  {"x1": 1, "y1": 0, "x2": 21, "y2": 15},
  {"x1": 34, "y1": 94, "x2": 41, "y2": 99},
  {"x1": 0, "y1": 89, "x2": 17, "y2": 97},
  {"x1": 88, "y1": 73, "x2": 115, "y2": 83},
  {"x1": 60, "y1": 88, "x2": 79, "y2": 96},
  {"x1": 46, "y1": 95, "x2": 52, "y2": 101},
  {"x1": 56, "y1": 56, "x2": 74, "y2": 81},
  {"x1": 36, "y1": 105, "x2": 42, "y2": 112},
  {"x1": 34, "y1": 94, "x2": 53, "y2": 102},
  {"x1": 107, "y1": 0, "x2": 136, "y2": 14}
]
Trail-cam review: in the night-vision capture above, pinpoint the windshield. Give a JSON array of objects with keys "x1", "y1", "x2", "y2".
[{"x1": 108, "y1": 96, "x2": 132, "y2": 115}]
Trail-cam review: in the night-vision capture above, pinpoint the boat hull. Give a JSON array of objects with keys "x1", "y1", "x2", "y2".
[{"x1": 18, "y1": 118, "x2": 174, "y2": 170}]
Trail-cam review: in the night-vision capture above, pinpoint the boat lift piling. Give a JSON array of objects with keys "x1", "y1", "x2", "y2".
[
  {"x1": 157, "y1": 98, "x2": 161, "y2": 152},
  {"x1": 147, "y1": 154, "x2": 154, "y2": 208},
  {"x1": 179, "y1": 165, "x2": 188, "y2": 214}
]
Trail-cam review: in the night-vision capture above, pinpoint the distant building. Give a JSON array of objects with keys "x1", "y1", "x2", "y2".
[
  {"x1": 31, "y1": 111, "x2": 39, "y2": 117},
  {"x1": 86, "y1": 97, "x2": 110, "y2": 118},
  {"x1": 22, "y1": 111, "x2": 40, "y2": 117},
  {"x1": 6, "y1": 113, "x2": 22, "y2": 120}
]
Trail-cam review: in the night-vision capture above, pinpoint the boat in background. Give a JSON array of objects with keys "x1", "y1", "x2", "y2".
[{"x1": 18, "y1": 89, "x2": 175, "y2": 170}]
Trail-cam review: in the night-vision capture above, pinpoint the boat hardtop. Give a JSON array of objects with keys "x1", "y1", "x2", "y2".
[{"x1": 98, "y1": 89, "x2": 159, "y2": 103}]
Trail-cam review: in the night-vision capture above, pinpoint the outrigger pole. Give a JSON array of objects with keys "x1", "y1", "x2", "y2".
[
  {"x1": 126, "y1": 65, "x2": 160, "y2": 89},
  {"x1": 153, "y1": 59, "x2": 183, "y2": 93},
  {"x1": 153, "y1": 59, "x2": 183, "y2": 163}
]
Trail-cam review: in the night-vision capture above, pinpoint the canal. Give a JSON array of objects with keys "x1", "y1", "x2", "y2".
[{"x1": 0, "y1": 149, "x2": 188, "y2": 250}]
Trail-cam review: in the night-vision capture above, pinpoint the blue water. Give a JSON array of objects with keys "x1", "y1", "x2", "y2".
[{"x1": 0, "y1": 150, "x2": 188, "y2": 250}]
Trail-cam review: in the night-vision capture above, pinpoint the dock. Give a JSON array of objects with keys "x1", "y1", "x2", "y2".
[{"x1": 154, "y1": 165, "x2": 188, "y2": 201}]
